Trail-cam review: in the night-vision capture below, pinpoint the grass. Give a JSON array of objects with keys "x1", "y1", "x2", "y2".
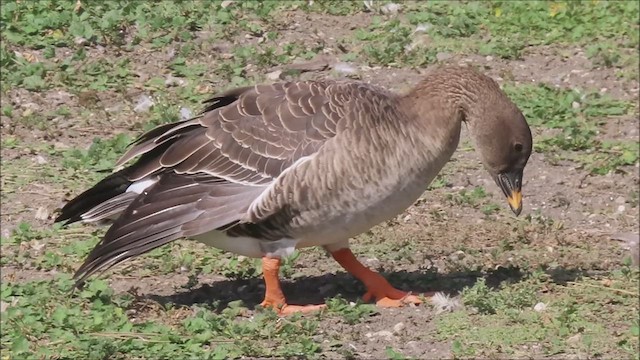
[
  {"x1": 346, "y1": 1, "x2": 639, "y2": 65},
  {"x1": 1, "y1": 0, "x2": 639, "y2": 359},
  {"x1": 436, "y1": 267, "x2": 639, "y2": 359},
  {"x1": 503, "y1": 84, "x2": 638, "y2": 174},
  {"x1": 1, "y1": 275, "x2": 325, "y2": 359}
]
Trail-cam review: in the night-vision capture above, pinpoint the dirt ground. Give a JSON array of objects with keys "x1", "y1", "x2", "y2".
[{"x1": 1, "y1": 4, "x2": 639, "y2": 359}]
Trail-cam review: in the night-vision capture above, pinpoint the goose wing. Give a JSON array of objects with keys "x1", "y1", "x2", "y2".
[{"x1": 74, "y1": 80, "x2": 376, "y2": 283}]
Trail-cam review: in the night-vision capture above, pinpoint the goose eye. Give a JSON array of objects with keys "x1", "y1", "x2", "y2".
[{"x1": 514, "y1": 143, "x2": 523, "y2": 152}]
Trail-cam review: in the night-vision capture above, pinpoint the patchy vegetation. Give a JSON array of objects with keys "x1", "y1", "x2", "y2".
[{"x1": 1, "y1": 1, "x2": 638, "y2": 359}]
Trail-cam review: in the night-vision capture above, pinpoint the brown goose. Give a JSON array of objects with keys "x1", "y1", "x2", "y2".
[{"x1": 56, "y1": 66, "x2": 532, "y2": 314}]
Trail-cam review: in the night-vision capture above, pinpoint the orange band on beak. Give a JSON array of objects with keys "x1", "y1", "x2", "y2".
[{"x1": 507, "y1": 190, "x2": 522, "y2": 216}]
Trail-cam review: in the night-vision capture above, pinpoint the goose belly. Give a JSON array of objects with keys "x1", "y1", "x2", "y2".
[{"x1": 296, "y1": 170, "x2": 438, "y2": 248}]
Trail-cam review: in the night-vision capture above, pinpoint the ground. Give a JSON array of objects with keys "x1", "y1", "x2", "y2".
[{"x1": 1, "y1": 1, "x2": 639, "y2": 359}]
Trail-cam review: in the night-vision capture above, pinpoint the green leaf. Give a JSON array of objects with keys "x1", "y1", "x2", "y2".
[
  {"x1": 11, "y1": 335, "x2": 31, "y2": 354},
  {"x1": 22, "y1": 74, "x2": 46, "y2": 91}
]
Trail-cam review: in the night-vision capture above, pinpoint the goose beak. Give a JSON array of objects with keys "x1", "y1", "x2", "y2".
[{"x1": 495, "y1": 171, "x2": 523, "y2": 216}]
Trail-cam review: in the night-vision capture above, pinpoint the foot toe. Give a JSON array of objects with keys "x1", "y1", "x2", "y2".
[
  {"x1": 279, "y1": 304, "x2": 326, "y2": 315},
  {"x1": 260, "y1": 301, "x2": 326, "y2": 316},
  {"x1": 375, "y1": 293, "x2": 423, "y2": 307}
]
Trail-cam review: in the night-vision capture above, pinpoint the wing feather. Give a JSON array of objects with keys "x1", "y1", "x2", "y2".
[{"x1": 70, "y1": 79, "x2": 396, "y2": 284}]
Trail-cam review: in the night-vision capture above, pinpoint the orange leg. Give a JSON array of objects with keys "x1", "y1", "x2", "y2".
[
  {"x1": 330, "y1": 248, "x2": 429, "y2": 307},
  {"x1": 259, "y1": 257, "x2": 326, "y2": 315}
]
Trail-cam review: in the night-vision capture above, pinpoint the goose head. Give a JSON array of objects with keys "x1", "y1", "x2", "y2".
[
  {"x1": 461, "y1": 75, "x2": 533, "y2": 216},
  {"x1": 468, "y1": 100, "x2": 532, "y2": 216}
]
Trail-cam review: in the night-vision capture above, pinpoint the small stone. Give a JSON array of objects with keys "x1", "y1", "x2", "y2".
[
  {"x1": 414, "y1": 23, "x2": 431, "y2": 33},
  {"x1": 450, "y1": 250, "x2": 465, "y2": 260},
  {"x1": 35, "y1": 207, "x2": 49, "y2": 221},
  {"x1": 165, "y1": 48, "x2": 176, "y2": 61},
  {"x1": 371, "y1": 330, "x2": 394, "y2": 340},
  {"x1": 134, "y1": 95, "x2": 154, "y2": 113},
  {"x1": 617, "y1": 205, "x2": 625, "y2": 213},
  {"x1": 364, "y1": 257, "x2": 380, "y2": 267},
  {"x1": 220, "y1": 0, "x2": 235, "y2": 8},
  {"x1": 165, "y1": 75, "x2": 185, "y2": 87},
  {"x1": 615, "y1": 196, "x2": 626, "y2": 204},
  {"x1": 405, "y1": 341, "x2": 420, "y2": 351},
  {"x1": 333, "y1": 62, "x2": 358, "y2": 75},
  {"x1": 567, "y1": 333, "x2": 581, "y2": 345},
  {"x1": 35, "y1": 155, "x2": 47, "y2": 165},
  {"x1": 31, "y1": 241, "x2": 45, "y2": 254},
  {"x1": 23, "y1": 102, "x2": 40, "y2": 111},
  {"x1": 393, "y1": 322, "x2": 405, "y2": 334},
  {"x1": 180, "y1": 107, "x2": 193, "y2": 120},
  {"x1": 74, "y1": 37, "x2": 88, "y2": 46},
  {"x1": 533, "y1": 302, "x2": 547, "y2": 312},
  {"x1": 571, "y1": 101, "x2": 580, "y2": 109},
  {"x1": 485, "y1": 55, "x2": 494, "y2": 62},
  {"x1": 266, "y1": 70, "x2": 283, "y2": 81},
  {"x1": 380, "y1": 3, "x2": 401, "y2": 15}
]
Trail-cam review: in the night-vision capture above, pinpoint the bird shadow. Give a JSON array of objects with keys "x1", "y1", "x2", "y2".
[{"x1": 144, "y1": 265, "x2": 591, "y2": 313}]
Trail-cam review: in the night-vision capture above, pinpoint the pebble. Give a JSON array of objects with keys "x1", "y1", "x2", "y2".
[
  {"x1": 364, "y1": 257, "x2": 380, "y2": 267},
  {"x1": 333, "y1": 62, "x2": 358, "y2": 75},
  {"x1": 369, "y1": 330, "x2": 394, "y2": 340},
  {"x1": 31, "y1": 241, "x2": 45, "y2": 253},
  {"x1": 180, "y1": 107, "x2": 193, "y2": 120},
  {"x1": 450, "y1": 250, "x2": 465, "y2": 260},
  {"x1": 266, "y1": 70, "x2": 283, "y2": 81},
  {"x1": 566, "y1": 333, "x2": 582, "y2": 345},
  {"x1": 617, "y1": 205, "x2": 625, "y2": 213},
  {"x1": 165, "y1": 75, "x2": 185, "y2": 87},
  {"x1": 405, "y1": 341, "x2": 420, "y2": 352},
  {"x1": 393, "y1": 322, "x2": 405, "y2": 334},
  {"x1": 35, "y1": 207, "x2": 49, "y2": 221},
  {"x1": 571, "y1": 101, "x2": 580, "y2": 109},
  {"x1": 414, "y1": 23, "x2": 431, "y2": 33},
  {"x1": 615, "y1": 196, "x2": 626, "y2": 204},
  {"x1": 533, "y1": 302, "x2": 547, "y2": 312},
  {"x1": 134, "y1": 95, "x2": 154, "y2": 113},
  {"x1": 35, "y1": 155, "x2": 47, "y2": 165},
  {"x1": 381, "y1": 3, "x2": 401, "y2": 15},
  {"x1": 74, "y1": 37, "x2": 88, "y2": 46}
]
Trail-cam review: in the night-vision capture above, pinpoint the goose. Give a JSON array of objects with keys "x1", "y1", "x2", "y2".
[{"x1": 55, "y1": 66, "x2": 533, "y2": 315}]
